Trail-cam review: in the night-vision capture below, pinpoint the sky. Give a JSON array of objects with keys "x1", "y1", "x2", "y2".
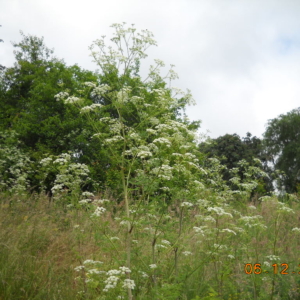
[{"x1": 1, "y1": 0, "x2": 300, "y2": 140}]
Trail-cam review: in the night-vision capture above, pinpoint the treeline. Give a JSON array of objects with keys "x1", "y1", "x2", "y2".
[{"x1": 0, "y1": 26, "x2": 299, "y2": 201}]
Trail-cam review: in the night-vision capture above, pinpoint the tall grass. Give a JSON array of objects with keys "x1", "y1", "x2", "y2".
[{"x1": 0, "y1": 192, "x2": 300, "y2": 299}]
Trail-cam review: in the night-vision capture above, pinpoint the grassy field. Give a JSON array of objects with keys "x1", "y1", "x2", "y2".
[{"x1": 0, "y1": 192, "x2": 300, "y2": 300}]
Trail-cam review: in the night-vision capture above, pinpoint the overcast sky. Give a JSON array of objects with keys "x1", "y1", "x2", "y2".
[{"x1": 1, "y1": 0, "x2": 300, "y2": 139}]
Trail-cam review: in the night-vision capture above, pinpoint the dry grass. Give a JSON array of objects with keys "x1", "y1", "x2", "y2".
[{"x1": 1, "y1": 193, "x2": 300, "y2": 299}]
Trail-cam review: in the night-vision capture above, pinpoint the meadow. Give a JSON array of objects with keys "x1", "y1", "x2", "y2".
[{"x1": 1, "y1": 191, "x2": 299, "y2": 300}]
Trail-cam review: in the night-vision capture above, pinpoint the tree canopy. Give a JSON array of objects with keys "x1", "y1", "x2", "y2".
[{"x1": 264, "y1": 107, "x2": 300, "y2": 193}]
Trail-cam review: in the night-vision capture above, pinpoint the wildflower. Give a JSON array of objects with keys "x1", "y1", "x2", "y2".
[
  {"x1": 91, "y1": 84, "x2": 111, "y2": 98},
  {"x1": 54, "y1": 91, "x2": 69, "y2": 101},
  {"x1": 160, "y1": 186, "x2": 170, "y2": 192},
  {"x1": 277, "y1": 202, "x2": 294, "y2": 214},
  {"x1": 83, "y1": 259, "x2": 103, "y2": 265},
  {"x1": 153, "y1": 137, "x2": 171, "y2": 147},
  {"x1": 88, "y1": 269, "x2": 104, "y2": 275},
  {"x1": 120, "y1": 220, "x2": 130, "y2": 226},
  {"x1": 193, "y1": 226, "x2": 207, "y2": 236},
  {"x1": 79, "y1": 199, "x2": 89, "y2": 204},
  {"x1": 263, "y1": 261, "x2": 271, "y2": 267},
  {"x1": 221, "y1": 228, "x2": 236, "y2": 235},
  {"x1": 228, "y1": 254, "x2": 235, "y2": 259},
  {"x1": 181, "y1": 201, "x2": 193, "y2": 208},
  {"x1": 155, "y1": 244, "x2": 167, "y2": 249},
  {"x1": 122, "y1": 279, "x2": 135, "y2": 290},
  {"x1": 93, "y1": 199, "x2": 110, "y2": 204},
  {"x1": 207, "y1": 206, "x2": 233, "y2": 218},
  {"x1": 74, "y1": 265, "x2": 85, "y2": 272},
  {"x1": 292, "y1": 227, "x2": 300, "y2": 233},
  {"x1": 81, "y1": 192, "x2": 95, "y2": 198},
  {"x1": 146, "y1": 128, "x2": 157, "y2": 134},
  {"x1": 265, "y1": 255, "x2": 280, "y2": 261},
  {"x1": 203, "y1": 216, "x2": 216, "y2": 223},
  {"x1": 161, "y1": 240, "x2": 171, "y2": 246},
  {"x1": 149, "y1": 264, "x2": 157, "y2": 269},
  {"x1": 213, "y1": 244, "x2": 228, "y2": 250},
  {"x1": 91, "y1": 206, "x2": 106, "y2": 217},
  {"x1": 239, "y1": 215, "x2": 267, "y2": 229},
  {"x1": 107, "y1": 269, "x2": 121, "y2": 276},
  {"x1": 40, "y1": 157, "x2": 53, "y2": 166},
  {"x1": 259, "y1": 196, "x2": 272, "y2": 202},
  {"x1": 138, "y1": 271, "x2": 149, "y2": 278},
  {"x1": 137, "y1": 150, "x2": 152, "y2": 159},
  {"x1": 84, "y1": 82, "x2": 96, "y2": 88},
  {"x1": 182, "y1": 251, "x2": 192, "y2": 256},
  {"x1": 80, "y1": 104, "x2": 102, "y2": 113},
  {"x1": 103, "y1": 275, "x2": 119, "y2": 291},
  {"x1": 119, "y1": 266, "x2": 131, "y2": 274},
  {"x1": 73, "y1": 225, "x2": 80, "y2": 228}
]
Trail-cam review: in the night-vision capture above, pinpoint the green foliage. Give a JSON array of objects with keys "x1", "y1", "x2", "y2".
[
  {"x1": 1, "y1": 191, "x2": 300, "y2": 299},
  {"x1": 264, "y1": 107, "x2": 300, "y2": 193},
  {"x1": 199, "y1": 133, "x2": 273, "y2": 196},
  {"x1": 59, "y1": 23, "x2": 202, "y2": 205},
  {"x1": 0, "y1": 130, "x2": 34, "y2": 194},
  {"x1": 0, "y1": 32, "x2": 113, "y2": 192}
]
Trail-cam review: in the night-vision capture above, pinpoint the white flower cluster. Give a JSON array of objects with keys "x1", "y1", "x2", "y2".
[
  {"x1": 54, "y1": 91, "x2": 69, "y2": 101},
  {"x1": 82, "y1": 191, "x2": 94, "y2": 198},
  {"x1": 83, "y1": 259, "x2": 103, "y2": 265},
  {"x1": 265, "y1": 255, "x2": 281, "y2": 261},
  {"x1": 103, "y1": 135, "x2": 124, "y2": 145},
  {"x1": 153, "y1": 137, "x2": 171, "y2": 147},
  {"x1": 181, "y1": 202, "x2": 193, "y2": 208},
  {"x1": 91, "y1": 206, "x2": 106, "y2": 217},
  {"x1": 136, "y1": 145, "x2": 152, "y2": 159},
  {"x1": 207, "y1": 206, "x2": 233, "y2": 218},
  {"x1": 103, "y1": 266, "x2": 134, "y2": 292},
  {"x1": 151, "y1": 164, "x2": 173, "y2": 180},
  {"x1": 149, "y1": 264, "x2": 157, "y2": 269},
  {"x1": 84, "y1": 82, "x2": 96, "y2": 88},
  {"x1": 80, "y1": 104, "x2": 102, "y2": 113},
  {"x1": 103, "y1": 276, "x2": 119, "y2": 292},
  {"x1": 146, "y1": 128, "x2": 157, "y2": 135},
  {"x1": 53, "y1": 153, "x2": 71, "y2": 164},
  {"x1": 122, "y1": 279, "x2": 135, "y2": 290},
  {"x1": 40, "y1": 157, "x2": 53, "y2": 166},
  {"x1": 116, "y1": 87, "x2": 131, "y2": 103},
  {"x1": 277, "y1": 202, "x2": 295, "y2": 214},
  {"x1": 44, "y1": 154, "x2": 90, "y2": 196},
  {"x1": 90, "y1": 84, "x2": 111, "y2": 98},
  {"x1": 193, "y1": 226, "x2": 207, "y2": 236},
  {"x1": 161, "y1": 239, "x2": 171, "y2": 246},
  {"x1": 239, "y1": 215, "x2": 267, "y2": 229},
  {"x1": 220, "y1": 228, "x2": 236, "y2": 235}
]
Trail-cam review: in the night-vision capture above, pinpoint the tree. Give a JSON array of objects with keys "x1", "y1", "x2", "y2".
[
  {"x1": 263, "y1": 107, "x2": 300, "y2": 193},
  {"x1": 199, "y1": 133, "x2": 273, "y2": 195},
  {"x1": 0, "y1": 32, "x2": 109, "y2": 192}
]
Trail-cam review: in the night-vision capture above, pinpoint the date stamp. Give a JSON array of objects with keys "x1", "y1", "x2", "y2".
[{"x1": 244, "y1": 263, "x2": 300, "y2": 275}]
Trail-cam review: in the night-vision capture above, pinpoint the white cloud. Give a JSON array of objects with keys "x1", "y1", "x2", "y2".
[{"x1": 1, "y1": 0, "x2": 299, "y2": 139}]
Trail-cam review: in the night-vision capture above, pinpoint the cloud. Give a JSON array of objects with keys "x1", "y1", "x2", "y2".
[{"x1": 1, "y1": 0, "x2": 299, "y2": 139}]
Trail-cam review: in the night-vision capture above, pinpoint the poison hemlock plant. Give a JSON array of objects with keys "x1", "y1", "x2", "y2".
[{"x1": 56, "y1": 23, "x2": 205, "y2": 299}]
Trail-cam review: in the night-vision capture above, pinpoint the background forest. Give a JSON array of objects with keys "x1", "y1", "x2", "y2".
[{"x1": 0, "y1": 24, "x2": 300, "y2": 300}]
